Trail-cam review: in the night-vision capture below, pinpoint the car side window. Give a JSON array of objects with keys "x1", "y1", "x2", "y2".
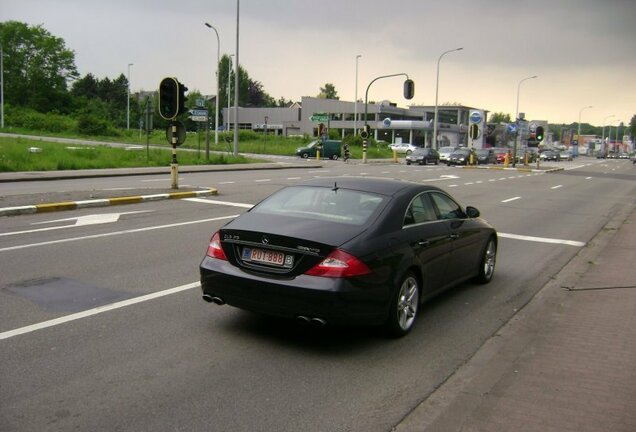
[
  {"x1": 404, "y1": 194, "x2": 437, "y2": 226},
  {"x1": 430, "y1": 192, "x2": 464, "y2": 220}
]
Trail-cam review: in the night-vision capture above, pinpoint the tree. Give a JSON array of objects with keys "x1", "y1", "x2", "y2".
[
  {"x1": 489, "y1": 112, "x2": 511, "y2": 123},
  {"x1": 629, "y1": 114, "x2": 636, "y2": 142},
  {"x1": 0, "y1": 21, "x2": 78, "y2": 113},
  {"x1": 318, "y1": 83, "x2": 339, "y2": 100}
]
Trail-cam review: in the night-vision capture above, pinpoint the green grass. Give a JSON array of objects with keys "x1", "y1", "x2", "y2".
[{"x1": 0, "y1": 136, "x2": 258, "y2": 172}]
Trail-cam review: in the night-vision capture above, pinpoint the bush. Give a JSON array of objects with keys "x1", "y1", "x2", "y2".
[
  {"x1": 5, "y1": 106, "x2": 76, "y2": 133},
  {"x1": 76, "y1": 114, "x2": 119, "y2": 136}
]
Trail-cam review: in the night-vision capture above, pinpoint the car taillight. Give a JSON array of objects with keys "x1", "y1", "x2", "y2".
[
  {"x1": 206, "y1": 231, "x2": 227, "y2": 260},
  {"x1": 304, "y1": 249, "x2": 371, "y2": 278}
]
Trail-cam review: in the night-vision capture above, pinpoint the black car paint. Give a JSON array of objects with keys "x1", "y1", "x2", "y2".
[{"x1": 200, "y1": 177, "x2": 496, "y2": 327}]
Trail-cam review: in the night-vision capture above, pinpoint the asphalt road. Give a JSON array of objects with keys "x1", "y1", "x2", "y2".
[{"x1": 1, "y1": 157, "x2": 634, "y2": 431}]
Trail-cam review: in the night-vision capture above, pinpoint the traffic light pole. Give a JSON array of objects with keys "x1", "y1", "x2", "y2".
[{"x1": 171, "y1": 122, "x2": 179, "y2": 189}]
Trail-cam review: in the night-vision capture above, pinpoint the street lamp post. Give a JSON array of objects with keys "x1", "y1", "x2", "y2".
[
  {"x1": 1, "y1": 44, "x2": 4, "y2": 129},
  {"x1": 354, "y1": 54, "x2": 361, "y2": 135},
  {"x1": 127, "y1": 63, "x2": 133, "y2": 130},
  {"x1": 233, "y1": 0, "x2": 240, "y2": 156},
  {"x1": 577, "y1": 105, "x2": 592, "y2": 150},
  {"x1": 601, "y1": 114, "x2": 615, "y2": 155},
  {"x1": 204, "y1": 23, "x2": 221, "y2": 149},
  {"x1": 513, "y1": 75, "x2": 537, "y2": 167},
  {"x1": 227, "y1": 54, "x2": 234, "y2": 133},
  {"x1": 433, "y1": 47, "x2": 463, "y2": 149}
]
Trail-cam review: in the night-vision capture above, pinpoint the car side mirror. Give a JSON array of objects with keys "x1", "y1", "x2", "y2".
[{"x1": 465, "y1": 206, "x2": 480, "y2": 218}]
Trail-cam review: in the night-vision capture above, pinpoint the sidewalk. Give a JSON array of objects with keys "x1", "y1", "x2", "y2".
[{"x1": 396, "y1": 202, "x2": 636, "y2": 431}]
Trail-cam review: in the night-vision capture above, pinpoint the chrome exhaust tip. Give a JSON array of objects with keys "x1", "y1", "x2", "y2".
[
  {"x1": 202, "y1": 294, "x2": 225, "y2": 305},
  {"x1": 310, "y1": 317, "x2": 327, "y2": 327},
  {"x1": 296, "y1": 315, "x2": 311, "y2": 325}
]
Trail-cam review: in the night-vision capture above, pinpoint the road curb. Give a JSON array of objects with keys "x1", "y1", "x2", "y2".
[{"x1": 0, "y1": 188, "x2": 217, "y2": 217}]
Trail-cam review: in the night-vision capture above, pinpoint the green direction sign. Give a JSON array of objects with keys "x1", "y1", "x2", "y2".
[{"x1": 310, "y1": 113, "x2": 329, "y2": 123}]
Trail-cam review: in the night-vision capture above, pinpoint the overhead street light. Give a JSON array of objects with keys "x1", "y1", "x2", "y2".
[
  {"x1": 577, "y1": 105, "x2": 592, "y2": 148},
  {"x1": 204, "y1": 22, "x2": 221, "y2": 151},
  {"x1": 233, "y1": 0, "x2": 240, "y2": 156},
  {"x1": 601, "y1": 114, "x2": 615, "y2": 153},
  {"x1": 513, "y1": 75, "x2": 537, "y2": 167},
  {"x1": 433, "y1": 47, "x2": 463, "y2": 149},
  {"x1": 354, "y1": 54, "x2": 362, "y2": 135},
  {"x1": 127, "y1": 63, "x2": 134, "y2": 130}
]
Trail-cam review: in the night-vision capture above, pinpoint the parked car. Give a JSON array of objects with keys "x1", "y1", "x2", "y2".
[
  {"x1": 405, "y1": 148, "x2": 440, "y2": 165},
  {"x1": 200, "y1": 176, "x2": 497, "y2": 337},
  {"x1": 447, "y1": 148, "x2": 471, "y2": 166},
  {"x1": 296, "y1": 140, "x2": 342, "y2": 160},
  {"x1": 560, "y1": 150, "x2": 574, "y2": 161},
  {"x1": 540, "y1": 150, "x2": 561, "y2": 161},
  {"x1": 389, "y1": 143, "x2": 419, "y2": 155},
  {"x1": 475, "y1": 148, "x2": 497, "y2": 164},
  {"x1": 438, "y1": 146, "x2": 458, "y2": 163},
  {"x1": 493, "y1": 147, "x2": 511, "y2": 164}
]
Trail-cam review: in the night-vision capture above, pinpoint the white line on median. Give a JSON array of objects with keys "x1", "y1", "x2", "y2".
[
  {"x1": 501, "y1": 197, "x2": 521, "y2": 203},
  {"x1": 498, "y1": 232, "x2": 585, "y2": 247},
  {"x1": 0, "y1": 215, "x2": 238, "y2": 253},
  {"x1": 0, "y1": 282, "x2": 200, "y2": 341}
]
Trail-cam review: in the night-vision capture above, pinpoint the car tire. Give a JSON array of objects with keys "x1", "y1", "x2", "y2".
[
  {"x1": 385, "y1": 272, "x2": 420, "y2": 337},
  {"x1": 301, "y1": 152, "x2": 309, "y2": 159},
  {"x1": 434, "y1": 160, "x2": 439, "y2": 165},
  {"x1": 473, "y1": 237, "x2": 497, "y2": 284},
  {"x1": 331, "y1": 154, "x2": 339, "y2": 160}
]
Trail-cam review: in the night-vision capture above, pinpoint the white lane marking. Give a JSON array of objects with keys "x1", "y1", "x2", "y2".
[
  {"x1": 218, "y1": 181, "x2": 235, "y2": 185},
  {"x1": 255, "y1": 179, "x2": 271, "y2": 183},
  {"x1": 501, "y1": 197, "x2": 521, "y2": 203},
  {"x1": 0, "y1": 215, "x2": 238, "y2": 253},
  {"x1": 0, "y1": 282, "x2": 200, "y2": 341},
  {"x1": 1, "y1": 211, "x2": 152, "y2": 237},
  {"x1": 184, "y1": 198, "x2": 254, "y2": 208},
  {"x1": 551, "y1": 185, "x2": 563, "y2": 190},
  {"x1": 287, "y1": 177, "x2": 302, "y2": 180},
  {"x1": 585, "y1": 177, "x2": 592, "y2": 180},
  {"x1": 499, "y1": 232, "x2": 585, "y2": 247}
]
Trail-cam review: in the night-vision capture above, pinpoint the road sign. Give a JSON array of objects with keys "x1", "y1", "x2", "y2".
[
  {"x1": 507, "y1": 123, "x2": 518, "y2": 134},
  {"x1": 190, "y1": 109, "x2": 209, "y2": 117},
  {"x1": 190, "y1": 115, "x2": 208, "y2": 122},
  {"x1": 310, "y1": 114, "x2": 329, "y2": 123},
  {"x1": 469, "y1": 111, "x2": 482, "y2": 124}
]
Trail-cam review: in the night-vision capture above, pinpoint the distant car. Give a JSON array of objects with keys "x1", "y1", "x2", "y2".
[
  {"x1": 618, "y1": 153, "x2": 630, "y2": 159},
  {"x1": 296, "y1": 140, "x2": 341, "y2": 160},
  {"x1": 200, "y1": 176, "x2": 497, "y2": 337},
  {"x1": 493, "y1": 148, "x2": 510, "y2": 164},
  {"x1": 405, "y1": 148, "x2": 440, "y2": 165},
  {"x1": 390, "y1": 143, "x2": 419, "y2": 155},
  {"x1": 540, "y1": 150, "x2": 561, "y2": 161},
  {"x1": 560, "y1": 150, "x2": 574, "y2": 161},
  {"x1": 438, "y1": 146, "x2": 458, "y2": 163},
  {"x1": 447, "y1": 148, "x2": 471, "y2": 166},
  {"x1": 475, "y1": 149, "x2": 497, "y2": 165}
]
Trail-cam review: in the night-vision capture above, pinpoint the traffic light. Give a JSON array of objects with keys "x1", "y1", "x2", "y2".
[
  {"x1": 360, "y1": 124, "x2": 371, "y2": 139},
  {"x1": 159, "y1": 77, "x2": 179, "y2": 120},
  {"x1": 404, "y1": 79, "x2": 415, "y2": 100},
  {"x1": 469, "y1": 123, "x2": 480, "y2": 140},
  {"x1": 177, "y1": 82, "x2": 188, "y2": 116},
  {"x1": 536, "y1": 126, "x2": 544, "y2": 142}
]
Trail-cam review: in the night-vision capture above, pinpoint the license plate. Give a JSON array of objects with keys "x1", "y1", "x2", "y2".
[{"x1": 242, "y1": 247, "x2": 294, "y2": 268}]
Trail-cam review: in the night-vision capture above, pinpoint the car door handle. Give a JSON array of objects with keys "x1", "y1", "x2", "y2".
[
  {"x1": 449, "y1": 233, "x2": 460, "y2": 240},
  {"x1": 418, "y1": 240, "x2": 430, "y2": 247}
]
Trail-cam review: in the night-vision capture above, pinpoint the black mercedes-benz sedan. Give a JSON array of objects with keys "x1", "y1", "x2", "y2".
[{"x1": 200, "y1": 177, "x2": 497, "y2": 337}]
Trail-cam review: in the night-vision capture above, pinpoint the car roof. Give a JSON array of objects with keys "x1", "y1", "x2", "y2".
[{"x1": 299, "y1": 176, "x2": 441, "y2": 196}]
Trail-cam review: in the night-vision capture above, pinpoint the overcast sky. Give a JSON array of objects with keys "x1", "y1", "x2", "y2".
[{"x1": 2, "y1": 0, "x2": 635, "y2": 125}]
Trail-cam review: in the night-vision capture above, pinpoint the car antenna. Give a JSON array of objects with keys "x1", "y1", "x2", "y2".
[{"x1": 332, "y1": 182, "x2": 339, "y2": 192}]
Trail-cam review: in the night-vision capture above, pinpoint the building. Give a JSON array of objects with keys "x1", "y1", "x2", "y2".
[{"x1": 223, "y1": 97, "x2": 489, "y2": 149}]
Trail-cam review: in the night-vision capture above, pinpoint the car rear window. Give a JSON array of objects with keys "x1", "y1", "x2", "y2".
[{"x1": 252, "y1": 186, "x2": 386, "y2": 226}]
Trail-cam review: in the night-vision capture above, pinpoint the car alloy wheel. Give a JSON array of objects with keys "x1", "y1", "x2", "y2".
[
  {"x1": 474, "y1": 237, "x2": 497, "y2": 284},
  {"x1": 386, "y1": 272, "x2": 420, "y2": 337}
]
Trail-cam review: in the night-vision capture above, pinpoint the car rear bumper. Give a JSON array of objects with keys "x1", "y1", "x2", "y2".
[{"x1": 200, "y1": 257, "x2": 389, "y2": 326}]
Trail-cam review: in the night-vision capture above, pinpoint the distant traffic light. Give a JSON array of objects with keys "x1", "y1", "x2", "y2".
[
  {"x1": 178, "y1": 81, "x2": 188, "y2": 116},
  {"x1": 403, "y1": 79, "x2": 415, "y2": 100},
  {"x1": 536, "y1": 126, "x2": 544, "y2": 142},
  {"x1": 159, "y1": 77, "x2": 179, "y2": 120}
]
